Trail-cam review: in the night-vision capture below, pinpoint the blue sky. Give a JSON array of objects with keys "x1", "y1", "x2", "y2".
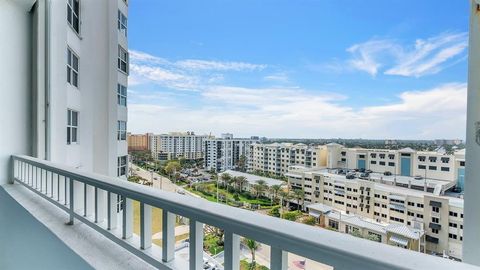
[{"x1": 127, "y1": 0, "x2": 469, "y2": 139}]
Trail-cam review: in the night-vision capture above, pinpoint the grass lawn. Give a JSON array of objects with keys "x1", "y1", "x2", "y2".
[
  {"x1": 187, "y1": 183, "x2": 276, "y2": 209},
  {"x1": 240, "y1": 260, "x2": 270, "y2": 270}
]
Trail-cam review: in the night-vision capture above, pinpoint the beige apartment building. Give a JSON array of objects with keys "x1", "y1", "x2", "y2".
[
  {"x1": 248, "y1": 143, "x2": 327, "y2": 176},
  {"x1": 287, "y1": 166, "x2": 464, "y2": 260},
  {"x1": 127, "y1": 133, "x2": 152, "y2": 152}
]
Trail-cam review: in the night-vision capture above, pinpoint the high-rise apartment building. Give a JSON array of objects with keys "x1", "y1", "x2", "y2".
[
  {"x1": 149, "y1": 132, "x2": 209, "y2": 160},
  {"x1": 0, "y1": 0, "x2": 129, "y2": 180},
  {"x1": 249, "y1": 143, "x2": 328, "y2": 176},
  {"x1": 204, "y1": 134, "x2": 258, "y2": 172},
  {"x1": 127, "y1": 133, "x2": 152, "y2": 152}
]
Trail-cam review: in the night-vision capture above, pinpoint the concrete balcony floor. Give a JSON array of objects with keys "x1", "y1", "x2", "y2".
[{"x1": 0, "y1": 184, "x2": 155, "y2": 270}]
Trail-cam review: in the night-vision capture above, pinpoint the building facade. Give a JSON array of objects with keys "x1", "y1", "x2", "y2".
[
  {"x1": 204, "y1": 134, "x2": 258, "y2": 172},
  {"x1": 288, "y1": 167, "x2": 464, "y2": 259},
  {"x1": 0, "y1": 0, "x2": 129, "y2": 182},
  {"x1": 248, "y1": 143, "x2": 327, "y2": 176},
  {"x1": 150, "y1": 132, "x2": 209, "y2": 160},
  {"x1": 127, "y1": 133, "x2": 152, "y2": 152},
  {"x1": 325, "y1": 144, "x2": 465, "y2": 191}
]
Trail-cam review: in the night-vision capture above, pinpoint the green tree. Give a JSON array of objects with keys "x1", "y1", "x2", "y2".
[
  {"x1": 237, "y1": 154, "x2": 247, "y2": 172},
  {"x1": 291, "y1": 189, "x2": 305, "y2": 211},
  {"x1": 165, "y1": 161, "x2": 181, "y2": 183},
  {"x1": 253, "y1": 180, "x2": 267, "y2": 198},
  {"x1": 235, "y1": 176, "x2": 248, "y2": 192},
  {"x1": 242, "y1": 238, "x2": 260, "y2": 266},
  {"x1": 270, "y1": 184, "x2": 282, "y2": 203},
  {"x1": 221, "y1": 173, "x2": 231, "y2": 189}
]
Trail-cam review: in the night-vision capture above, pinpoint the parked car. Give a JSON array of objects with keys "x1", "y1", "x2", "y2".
[
  {"x1": 384, "y1": 171, "x2": 392, "y2": 176},
  {"x1": 414, "y1": 175, "x2": 423, "y2": 180},
  {"x1": 346, "y1": 174, "x2": 356, "y2": 179},
  {"x1": 360, "y1": 172, "x2": 370, "y2": 178},
  {"x1": 359, "y1": 168, "x2": 365, "y2": 173},
  {"x1": 365, "y1": 169, "x2": 373, "y2": 173}
]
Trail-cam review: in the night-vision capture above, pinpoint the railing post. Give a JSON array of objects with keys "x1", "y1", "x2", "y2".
[
  {"x1": 67, "y1": 178, "x2": 74, "y2": 225},
  {"x1": 107, "y1": 192, "x2": 118, "y2": 230},
  {"x1": 9, "y1": 157, "x2": 14, "y2": 184},
  {"x1": 162, "y1": 211, "x2": 175, "y2": 262},
  {"x1": 189, "y1": 219, "x2": 204, "y2": 270},
  {"x1": 84, "y1": 183, "x2": 88, "y2": 217},
  {"x1": 57, "y1": 174, "x2": 60, "y2": 201},
  {"x1": 122, "y1": 197, "x2": 133, "y2": 239},
  {"x1": 224, "y1": 231, "x2": 240, "y2": 270},
  {"x1": 270, "y1": 247, "x2": 288, "y2": 270},
  {"x1": 140, "y1": 203, "x2": 152, "y2": 249}
]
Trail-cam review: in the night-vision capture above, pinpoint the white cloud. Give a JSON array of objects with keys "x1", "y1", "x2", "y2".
[
  {"x1": 175, "y1": 59, "x2": 266, "y2": 71},
  {"x1": 385, "y1": 32, "x2": 468, "y2": 77},
  {"x1": 128, "y1": 49, "x2": 267, "y2": 90},
  {"x1": 344, "y1": 32, "x2": 467, "y2": 77},
  {"x1": 263, "y1": 73, "x2": 290, "y2": 83},
  {"x1": 128, "y1": 83, "x2": 467, "y2": 139}
]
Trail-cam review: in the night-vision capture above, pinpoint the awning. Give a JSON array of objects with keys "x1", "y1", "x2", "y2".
[
  {"x1": 389, "y1": 235, "x2": 409, "y2": 246},
  {"x1": 309, "y1": 211, "x2": 321, "y2": 218}
]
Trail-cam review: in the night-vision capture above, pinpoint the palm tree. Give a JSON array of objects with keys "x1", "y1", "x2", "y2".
[
  {"x1": 220, "y1": 173, "x2": 231, "y2": 189},
  {"x1": 235, "y1": 176, "x2": 248, "y2": 192},
  {"x1": 291, "y1": 189, "x2": 305, "y2": 211},
  {"x1": 270, "y1": 184, "x2": 282, "y2": 203},
  {"x1": 242, "y1": 238, "x2": 260, "y2": 266},
  {"x1": 227, "y1": 176, "x2": 236, "y2": 193},
  {"x1": 278, "y1": 190, "x2": 291, "y2": 214},
  {"x1": 255, "y1": 180, "x2": 267, "y2": 198}
]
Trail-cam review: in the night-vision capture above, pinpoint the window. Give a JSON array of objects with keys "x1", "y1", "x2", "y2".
[
  {"x1": 117, "y1": 156, "x2": 127, "y2": 176},
  {"x1": 370, "y1": 161, "x2": 376, "y2": 164},
  {"x1": 441, "y1": 157, "x2": 450, "y2": 163},
  {"x1": 429, "y1": 157, "x2": 437, "y2": 162},
  {"x1": 379, "y1": 161, "x2": 385, "y2": 166},
  {"x1": 416, "y1": 213, "x2": 424, "y2": 218},
  {"x1": 379, "y1": 154, "x2": 385, "y2": 159},
  {"x1": 432, "y1": 217, "x2": 439, "y2": 223},
  {"x1": 429, "y1": 166, "x2": 437, "y2": 171},
  {"x1": 388, "y1": 162, "x2": 395, "y2": 167},
  {"x1": 449, "y1": 233, "x2": 458, "y2": 240},
  {"x1": 118, "y1": 121, "x2": 127, "y2": 140},
  {"x1": 418, "y1": 165, "x2": 426, "y2": 169},
  {"x1": 388, "y1": 154, "x2": 395, "y2": 160},
  {"x1": 67, "y1": 48, "x2": 79, "y2": 87},
  {"x1": 449, "y1": 222, "x2": 458, "y2": 228},
  {"x1": 432, "y1": 206, "x2": 440, "y2": 213},
  {"x1": 408, "y1": 202, "x2": 415, "y2": 206},
  {"x1": 67, "y1": 0, "x2": 80, "y2": 33},
  {"x1": 441, "y1": 167, "x2": 450, "y2": 172},
  {"x1": 67, "y1": 109, "x2": 78, "y2": 144},
  {"x1": 449, "y1": 211, "x2": 458, "y2": 217},
  {"x1": 418, "y1": 156, "x2": 426, "y2": 162},
  {"x1": 432, "y1": 229, "x2": 439, "y2": 234},
  {"x1": 460, "y1": 161, "x2": 465, "y2": 167},
  {"x1": 117, "y1": 84, "x2": 127, "y2": 106},
  {"x1": 118, "y1": 10, "x2": 128, "y2": 37},
  {"x1": 370, "y1": 153, "x2": 376, "y2": 158},
  {"x1": 118, "y1": 45, "x2": 129, "y2": 73}
]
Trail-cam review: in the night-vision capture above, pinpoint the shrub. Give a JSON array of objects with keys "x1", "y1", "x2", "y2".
[
  {"x1": 282, "y1": 210, "x2": 302, "y2": 221},
  {"x1": 268, "y1": 205, "x2": 281, "y2": 217},
  {"x1": 302, "y1": 216, "x2": 316, "y2": 225}
]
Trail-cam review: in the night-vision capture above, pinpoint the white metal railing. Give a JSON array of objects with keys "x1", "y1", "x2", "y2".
[{"x1": 9, "y1": 155, "x2": 478, "y2": 270}]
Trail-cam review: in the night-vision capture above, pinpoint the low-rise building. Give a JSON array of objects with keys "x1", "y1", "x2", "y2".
[
  {"x1": 288, "y1": 167, "x2": 464, "y2": 259},
  {"x1": 219, "y1": 170, "x2": 285, "y2": 197}
]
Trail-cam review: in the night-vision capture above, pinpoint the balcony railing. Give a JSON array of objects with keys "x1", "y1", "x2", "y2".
[{"x1": 9, "y1": 154, "x2": 478, "y2": 270}]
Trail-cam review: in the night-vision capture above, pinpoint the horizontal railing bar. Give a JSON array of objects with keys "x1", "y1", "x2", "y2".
[
  {"x1": 12, "y1": 175, "x2": 171, "y2": 270},
  {"x1": 11, "y1": 155, "x2": 477, "y2": 270}
]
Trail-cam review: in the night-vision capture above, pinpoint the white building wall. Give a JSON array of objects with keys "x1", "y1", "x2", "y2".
[{"x1": 0, "y1": 0, "x2": 36, "y2": 184}]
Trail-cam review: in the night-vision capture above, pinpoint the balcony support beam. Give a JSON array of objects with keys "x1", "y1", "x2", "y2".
[
  {"x1": 162, "y1": 211, "x2": 175, "y2": 262},
  {"x1": 140, "y1": 203, "x2": 152, "y2": 250},
  {"x1": 270, "y1": 247, "x2": 288, "y2": 270},
  {"x1": 224, "y1": 231, "x2": 240, "y2": 270},
  {"x1": 122, "y1": 197, "x2": 133, "y2": 239},
  {"x1": 189, "y1": 219, "x2": 203, "y2": 270}
]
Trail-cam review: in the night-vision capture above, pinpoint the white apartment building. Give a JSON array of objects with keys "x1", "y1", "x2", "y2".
[
  {"x1": 249, "y1": 143, "x2": 327, "y2": 176},
  {"x1": 204, "y1": 134, "x2": 258, "y2": 172},
  {"x1": 0, "y1": 0, "x2": 129, "y2": 181},
  {"x1": 326, "y1": 143, "x2": 466, "y2": 191},
  {"x1": 287, "y1": 166, "x2": 465, "y2": 259},
  {"x1": 149, "y1": 132, "x2": 209, "y2": 160}
]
